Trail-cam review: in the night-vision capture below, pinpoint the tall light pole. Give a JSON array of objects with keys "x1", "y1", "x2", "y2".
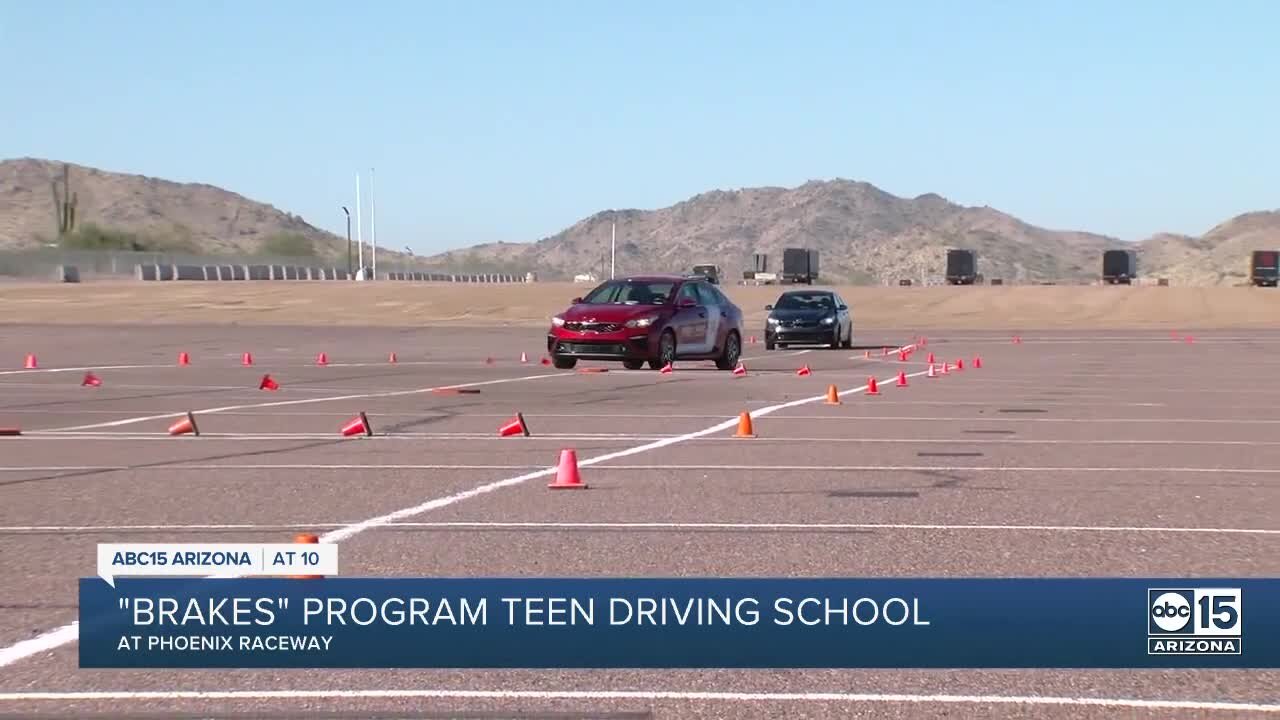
[
  {"x1": 610, "y1": 217, "x2": 616, "y2": 279},
  {"x1": 355, "y1": 173, "x2": 364, "y2": 278},
  {"x1": 341, "y1": 206, "x2": 352, "y2": 277},
  {"x1": 370, "y1": 168, "x2": 377, "y2": 281}
]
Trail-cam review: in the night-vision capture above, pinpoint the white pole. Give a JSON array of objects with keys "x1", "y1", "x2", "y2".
[
  {"x1": 370, "y1": 167, "x2": 377, "y2": 280},
  {"x1": 355, "y1": 173, "x2": 364, "y2": 277},
  {"x1": 610, "y1": 221, "x2": 616, "y2": 279}
]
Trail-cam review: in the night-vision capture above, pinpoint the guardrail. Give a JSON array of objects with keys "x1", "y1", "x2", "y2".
[{"x1": 124, "y1": 265, "x2": 532, "y2": 283}]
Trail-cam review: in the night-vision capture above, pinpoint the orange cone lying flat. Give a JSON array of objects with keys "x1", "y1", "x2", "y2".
[
  {"x1": 866, "y1": 376, "x2": 880, "y2": 395},
  {"x1": 499, "y1": 412, "x2": 530, "y2": 437},
  {"x1": 259, "y1": 374, "x2": 280, "y2": 391},
  {"x1": 732, "y1": 362, "x2": 747, "y2": 377},
  {"x1": 824, "y1": 384, "x2": 841, "y2": 405},
  {"x1": 168, "y1": 411, "x2": 199, "y2": 437},
  {"x1": 659, "y1": 362, "x2": 673, "y2": 375},
  {"x1": 178, "y1": 351, "x2": 191, "y2": 366},
  {"x1": 81, "y1": 372, "x2": 101, "y2": 387},
  {"x1": 340, "y1": 412, "x2": 373, "y2": 437},
  {"x1": 796, "y1": 365, "x2": 811, "y2": 377},
  {"x1": 540, "y1": 357, "x2": 551, "y2": 366},
  {"x1": 0, "y1": 427, "x2": 21, "y2": 437},
  {"x1": 896, "y1": 371, "x2": 908, "y2": 387},
  {"x1": 290, "y1": 533, "x2": 323, "y2": 579},
  {"x1": 548, "y1": 449, "x2": 587, "y2": 489}
]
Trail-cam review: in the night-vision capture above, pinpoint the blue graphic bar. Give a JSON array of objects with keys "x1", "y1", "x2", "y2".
[{"x1": 78, "y1": 577, "x2": 1279, "y2": 668}]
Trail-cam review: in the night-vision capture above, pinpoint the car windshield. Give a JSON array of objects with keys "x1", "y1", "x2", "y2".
[
  {"x1": 774, "y1": 293, "x2": 833, "y2": 311},
  {"x1": 581, "y1": 280, "x2": 674, "y2": 305}
]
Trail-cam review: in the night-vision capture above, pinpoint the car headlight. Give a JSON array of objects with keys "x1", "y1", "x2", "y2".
[
  {"x1": 767, "y1": 317, "x2": 780, "y2": 325},
  {"x1": 625, "y1": 315, "x2": 657, "y2": 328},
  {"x1": 551, "y1": 315, "x2": 565, "y2": 327},
  {"x1": 820, "y1": 316, "x2": 835, "y2": 325}
]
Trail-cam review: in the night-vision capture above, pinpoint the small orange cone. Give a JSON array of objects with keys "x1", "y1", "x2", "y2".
[
  {"x1": 898, "y1": 350, "x2": 908, "y2": 362},
  {"x1": 258, "y1": 374, "x2": 279, "y2": 391},
  {"x1": 548, "y1": 449, "x2": 588, "y2": 489},
  {"x1": 1184, "y1": 335, "x2": 1194, "y2": 344},
  {"x1": 748, "y1": 335, "x2": 757, "y2": 344},
  {"x1": 499, "y1": 412, "x2": 530, "y2": 437},
  {"x1": 316, "y1": 352, "x2": 328, "y2": 366},
  {"x1": 23, "y1": 354, "x2": 37, "y2": 369},
  {"x1": 941, "y1": 363, "x2": 951, "y2": 375},
  {"x1": 289, "y1": 533, "x2": 323, "y2": 579},
  {"x1": 242, "y1": 352, "x2": 253, "y2": 366},
  {"x1": 881, "y1": 347, "x2": 889, "y2": 356},
  {"x1": 732, "y1": 362, "x2": 746, "y2": 377},
  {"x1": 540, "y1": 357, "x2": 551, "y2": 366},
  {"x1": 340, "y1": 412, "x2": 373, "y2": 437},
  {"x1": 824, "y1": 384, "x2": 841, "y2": 405},
  {"x1": 866, "y1": 376, "x2": 880, "y2": 395},
  {"x1": 388, "y1": 352, "x2": 398, "y2": 364},
  {"x1": 734, "y1": 412, "x2": 756, "y2": 438},
  {"x1": 896, "y1": 371, "x2": 908, "y2": 387},
  {"x1": 796, "y1": 364, "x2": 811, "y2": 377},
  {"x1": 974, "y1": 356, "x2": 983, "y2": 369},
  {"x1": 927, "y1": 363, "x2": 937, "y2": 378},
  {"x1": 920, "y1": 336, "x2": 928, "y2": 346},
  {"x1": 168, "y1": 411, "x2": 199, "y2": 437},
  {"x1": 659, "y1": 362, "x2": 673, "y2": 375},
  {"x1": 926, "y1": 352, "x2": 935, "y2": 364},
  {"x1": 1012, "y1": 336, "x2": 1021, "y2": 344},
  {"x1": 520, "y1": 352, "x2": 528, "y2": 363},
  {"x1": 955, "y1": 358, "x2": 964, "y2": 371},
  {"x1": 863, "y1": 350, "x2": 870, "y2": 359},
  {"x1": 81, "y1": 372, "x2": 101, "y2": 387},
  {"x1": 178, "y1": 351, "x2": 191, "y2": 366},
  {"x1": 485, "y1": 357, "x2": 494, "y2": 365}
]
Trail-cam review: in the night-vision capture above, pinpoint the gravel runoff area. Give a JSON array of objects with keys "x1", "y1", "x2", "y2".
[{"x1": 0, "y1": 321, "x2": 1276, "y2": 719}]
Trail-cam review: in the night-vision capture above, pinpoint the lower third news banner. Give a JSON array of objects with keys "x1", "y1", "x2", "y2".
[{"x1": 79, "y1": 578, "x2": 1280, "y2": 669}]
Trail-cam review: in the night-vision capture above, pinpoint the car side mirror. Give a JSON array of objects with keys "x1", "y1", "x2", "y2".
[
  {"x1": 677, "y1": 297, "x2": 697, "y2": 309},
  {"x1": 837, "y1": 304, "x2": 847, "y2": 311},
  {"x1": 764, "y1": 304, "x2": 773, "y2": 311},
  {"x1": 570, "y1": 297, "x2": 583, "y2": 304}
]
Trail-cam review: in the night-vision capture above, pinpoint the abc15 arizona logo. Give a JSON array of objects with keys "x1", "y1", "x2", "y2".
[{"x1": 1147, "y1": 588, "x2": 1242, "y2": 655}]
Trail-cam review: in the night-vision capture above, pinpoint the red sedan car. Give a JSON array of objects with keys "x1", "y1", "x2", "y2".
[{"x1": 547, "y1": 274, "x2": 746, "y2": 371}]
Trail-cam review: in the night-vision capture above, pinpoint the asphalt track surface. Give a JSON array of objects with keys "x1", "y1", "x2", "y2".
[{"x1": 0, "y1": 323, "x2": 1277, "y2": 719}]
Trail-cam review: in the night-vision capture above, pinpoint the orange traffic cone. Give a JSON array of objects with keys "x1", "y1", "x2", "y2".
[
  {"x1": 955, "y1": 358, "x2": 964, "y2": 371},
  {"x1": 824, "y1": 384, "x2": 841, "y2": 405},
  {"x1": 485, "y1": 357, "x2": 494, "y2": 365},
  {"x1": 796, "y1": 364, "x2": 811, "y2": 377},
  {"x1": 898, "y1": 350, "x2": 908, "y2": 362},
  {"x1": 659, "y1": 362, "x2": 673, "y2": 375},
  {"x1": 520, "y1": 352, "x2": 528, "y2": 363},
  {"x1": 896, "y1": 371, "x2": 908, "y2": 387},
  {"x1": 178, "y1": 351, "x2": 190, "y2": 366},
  {"x1": 1184, "y1": 335, "x2": 1194, "y2": 344},
  {"x1": 316, "y1": 352, "x2": 328, "y2": 366},
  {"x1": 289, "y1": 533, "x2": 323, "y2": 579},
  {"x1": 732, "y1": 362, "x2": 746, "y2": 377},
  {"x1": 258, "y1": 374, "x2": 279, "y2": 391},
  {"x1": 1012, "y1": 336, "x2": 1022, "y2": 344},
  {"x1": 499, "y1": 412, "x2": 530, "y2": 437},
  {"x1": 866, "y1": 376, "x2": 880, "y2": 395},
  {"x1": 941, "y1": 363, "x2": 951, "y2": 375},
  {"x1": 920, "y1": 336, "x2": 928, "y2": 346},
  {"x1": 734, "y1": 412, "x2": 756, "y2": 438},
  {"x1": 926, "y1": 352, "x2": 935, "y2": 364},
  {"x1": 340, "y1": 412, "x2": 373, "y2": 437},
  {"x1": 242, "y1": 352, "x2": 253, "y2": 366},
  {"x1": 23, "y1": 354, "x2": 37, "y2": 369},
  {"x1": 881, "y1": 347, "x2": 889, "y2": 356},
  {"x1": 168, "y1": 411, "x2": 199, "y2": 437},
  {"x1": 927, "y1": 363, "x2": 937, "y2": 378},
  {"x1": 748, "y1": 335, "x2": 757, "y2": 344},
  {"x1": 388, "y1": 352, "x2": 398, "y2": 364},
  {"x1": 81, "y1": 372, "x2": 101, "y2": 387},
  {"x1": 974, "y1": 356, "x2": 983, "y2": 369},
  {"x1": 548, "y1": 449, "x2": 588, "y2": 489},
  {"x1": 540, "y1": 357, "x2": 551, "y2": 366},
  {"x1": 863, "y1": 350, "x2": 871, "y2": 359}
]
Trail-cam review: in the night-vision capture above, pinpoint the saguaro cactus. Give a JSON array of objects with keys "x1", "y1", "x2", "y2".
[{"x1": 51, "y1": 163, "x2": 78, "y2": 237}]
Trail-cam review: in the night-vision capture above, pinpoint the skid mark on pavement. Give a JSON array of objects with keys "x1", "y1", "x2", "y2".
[{"x1": 0, "y1": 343, "x2": 922, "y2": 668}]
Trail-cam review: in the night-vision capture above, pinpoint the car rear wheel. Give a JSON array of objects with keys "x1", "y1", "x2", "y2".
[
  {"x1": 715, "y1": 331, "x2": 741, "y2": 370},
  {"x1": 648, "y1": 330, "x2": 676, "y2": 370},
  {"x1": 842, "y1": 327, "x2": 853, "y2": 348},
  {"x1": 552, "y1": 356, "x2": 577, "y2": 370},
  {"x1": 622, "y1": 359, "x2": 645, "y2": 370}
]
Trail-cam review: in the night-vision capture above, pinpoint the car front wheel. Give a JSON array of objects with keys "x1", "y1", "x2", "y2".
[
  {"x1": 648, "y1": 330, "x2": 677, "y2": 370},
  {"x1": 552, "y1": 356, "x2": 577, "y2": 370},
  {"x1": 622, "y1": 359, "x2": 645, "y2": 370}
]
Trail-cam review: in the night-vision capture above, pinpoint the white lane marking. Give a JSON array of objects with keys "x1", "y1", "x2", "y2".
[
  {"x1": 3, "y1": 521, "x2": 1275, "y2": 536},
  {"x1": 0, "y1": 463, "x2": 1276, "y2": 474},
  {"x1": 7, "y1": 435, "x2": 1280, "y2": 447},
  {"x1": 0, "y1": 364, "x2": 165, "y2": 376},
  {"x1": 0, "y1": 689, "x2": 1274, "y2": 713},
  {"x1": 0, "y1": 342, "x2": 922, "y2": 668},
  {"x1": 34, "y1": 371, "x2": 574, "y2": 433}
]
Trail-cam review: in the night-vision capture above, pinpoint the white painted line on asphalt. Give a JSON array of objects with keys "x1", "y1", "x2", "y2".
[
  {"x1": 1, "y1": 463, "x2": 1276, "y2": 473},
  {"x1": 0, "y1": 689, "x2": 1274, "y2": 713},
  {"x1": 0, "y1": 342, "x2": 923, "y2": 668},
  {"x1": 0, "y1": 364, "x2": 166, "y2": 377},
  {"x1": 7, "y1": 435, "x2": 1280, "y2": 446},
  {"x1": 34, "y1": 370, "x2": 575, "y2": 433},
  {"x1": 3, "y1": 521, "x2": 1275, "y2": 536}
]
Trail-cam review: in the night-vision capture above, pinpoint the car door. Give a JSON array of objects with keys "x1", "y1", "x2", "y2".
[
  {"x1": 834, "y1": 292, "x2": 852, "y2": 337},
  {"x1": 672, "y1": 282, "x2": 710, "y2": 354},
  {"x1": 694, "y1": 282, "x2": 725, "y2": 352}
]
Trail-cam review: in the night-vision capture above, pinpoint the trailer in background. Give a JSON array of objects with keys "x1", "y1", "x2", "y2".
[
  {"x1": 780, "y1": 248, "x2": 819, "y2": 284},
  {"x1": 1251, "y1": 250, "x2": 1279, "y2": 287},
  {"x1": 1102, "y1": 249, "x2": 1138, "y2": 284},
  {"x1": 945, "y1": 249, "x2": 978, "y2": 285}
]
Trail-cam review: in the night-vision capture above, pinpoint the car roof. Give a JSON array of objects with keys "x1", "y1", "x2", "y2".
[
  {"x1": 610, "y1": 274, "x2": 696, "y2": 282},
  {"x1": 779, "y1": 288, "x2": 834, "y2": 295}
]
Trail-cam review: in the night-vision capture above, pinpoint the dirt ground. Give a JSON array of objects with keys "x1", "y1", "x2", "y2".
[{"x1": 1, "y1": 282, "x2": 1278, "y2": 329}]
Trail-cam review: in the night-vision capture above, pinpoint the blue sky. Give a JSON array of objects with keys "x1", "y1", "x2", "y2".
[{"x1": 3, "y1": 1, "x2": 1277, "y2": 253}]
